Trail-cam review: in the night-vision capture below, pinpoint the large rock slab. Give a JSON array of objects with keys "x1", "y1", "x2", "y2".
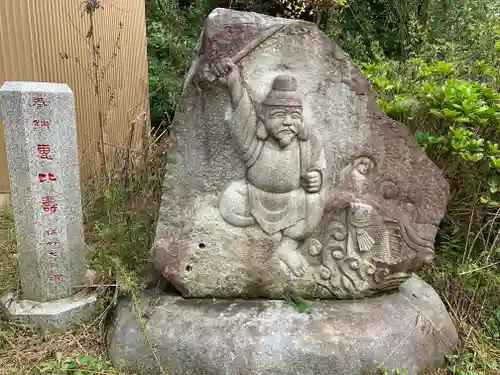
[
  {"x1": 152, "y1": 8, "x2": 449, "y2": 299},
  {"x1": 107, "y1": 276, "x2": 458, "y2": 375}
]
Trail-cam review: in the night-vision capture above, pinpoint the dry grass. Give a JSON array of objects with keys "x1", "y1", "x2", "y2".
[
  {"x1": 0, "y1": 202, "x2": 122, "y2": 375},
  {"x1": 0, "y1": 123, "x2": 167, "y2": 374},
  {"x1": 0, "y1": 3, "x2": 169, "y2": 374},
  {"x1": 0, "y1": 206, "x2": 18, "y2": 296},
  {"x1": 0, "y1": 205, "x2": 107, "y2": 375},
  {"x1": 419, "y1": 211, "x2": 500, "y2": 375},
  {"x1": 420, "y1": 370, "x2": 449, "y2": 375},
  {"x1": 0, "y1": 323, "x2": 107, "y2": 375}
]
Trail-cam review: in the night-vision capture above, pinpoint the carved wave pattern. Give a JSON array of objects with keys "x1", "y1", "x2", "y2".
[{"x1": 312, "y1": 203, "x2": 430, "y2": 298}]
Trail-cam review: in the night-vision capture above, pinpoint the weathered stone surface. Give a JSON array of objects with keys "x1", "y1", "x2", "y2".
[
  {"x1": 152, "y1": 8, "x2": 450, "y2": 299},
  {"x1": 0, "y1": 82, "x2": 85, "y2": 302},
  {"x1": 0, "y1": 82, "x2": 97, "y2": 331},
  {"x1": 0, "y1": 291, "x2": 98, "y2": 332},
  {"x1": 107, "y1": 276, "x2": 458, "y2": 375}
]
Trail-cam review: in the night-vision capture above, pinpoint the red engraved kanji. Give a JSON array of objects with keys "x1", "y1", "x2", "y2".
[
  {"x1": 39, "y1": 172, "x2": 57, "y2": 183},
  {"x1": 29, "y1": 96, "x2": 48, "y2": 108},
  {"x1": 48, "y1": 251, "x2": 58, "y2": 257},
  {"x1": 37, "y1": 144, "x2": 53, "y2": 160},
  {"x1": 41, "y1": 196, "x2": 57, "y2": 213},
  {"x1": 45, "y1": 229, "x2": 57, "y2": 236},
  {"x1": 33, "y1": 120, "x2": 51, "y2": 128},
  {"x1": 55, "y1": 275, "x2": 62, "y2": 281},
  {"x1": 46, "y1": 241, "x2": 59, "y2": 246}
]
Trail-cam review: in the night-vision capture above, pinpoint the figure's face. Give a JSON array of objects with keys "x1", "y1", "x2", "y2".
[
  {"x1": 263, "y1": 105, "x2": 303, "y2": 148},
  {"x1": 357, "y1": 163, "x2": 368, "y2": 175},
  {"x1": 355, "y1": 158, "x2": 374, "y2": 175}
]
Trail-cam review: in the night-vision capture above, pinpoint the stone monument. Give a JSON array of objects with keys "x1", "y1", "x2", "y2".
[
  {"x1": 108, "y1": 9, "x2": 458, "y2": 375},
  {"x1": 0, "y1": 82, "x2": 97, "y2": 331}
]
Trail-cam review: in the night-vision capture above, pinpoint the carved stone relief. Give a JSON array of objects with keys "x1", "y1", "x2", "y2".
[
  {"x1": 312, "y1": 200, "x2": 414, "y2": 298},
  {"x1": 213, "y1": 58, "x2": 436, "y2": 297},
  {"x1": 215, "y1": 59, "x2": 326, "y2": 277},
  {"x1": 339, "y1": 156, "x2": 376, "y2": 194},
  {"x1": 152, "y1": 9, "x2": 450, "y2": 300},
  {"x1": 307, "y1": 157, "x2": 437, "y2": 298}
]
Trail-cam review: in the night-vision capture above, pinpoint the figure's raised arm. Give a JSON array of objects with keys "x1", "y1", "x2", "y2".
[
  {"x1": 213, "y1": 58, "x2": 261, "y2": 165},
  {"x1": 213, "y1": 58, "x2": 244, "y2": 110}
]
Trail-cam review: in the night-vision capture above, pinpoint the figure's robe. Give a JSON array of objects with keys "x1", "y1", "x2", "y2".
[{"x1": 224, "y1": 87, "x2": 326, "y2": 235}]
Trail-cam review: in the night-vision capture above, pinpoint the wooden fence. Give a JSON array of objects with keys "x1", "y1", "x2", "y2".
[{"x1": 0, "y1": 0, "x2": 150, "y2": 197}]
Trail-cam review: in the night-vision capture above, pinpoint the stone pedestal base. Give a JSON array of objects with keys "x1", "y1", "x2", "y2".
[
  {"x1": 107, "y1": 276, "x2": 458, "y2": 375},
  {"x1": 0, "y1": 291, "x2": 98, "y2": 332}
]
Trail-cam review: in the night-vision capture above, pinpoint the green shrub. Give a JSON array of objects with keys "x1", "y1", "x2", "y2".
[
  {"x1": 324, "y1": 0, "x2": 500, "y2": 64},
  {"x1": 360, "y1": 35, "x2": 500, "y2": 211},
  {"x1": 147, "y1": 0, "x2": 216, "y2": 125},
  {"x1": 360, "y1": 25, "x2": 500, "y2": 375}
]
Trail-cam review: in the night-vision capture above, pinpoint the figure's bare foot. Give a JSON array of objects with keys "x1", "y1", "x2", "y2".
[
  {"x1": 280, "y1": 250, "x2": 310, "y2": 277},
  {"x1": 276, "y1": 237, "x2": 310, "y2": 277}
]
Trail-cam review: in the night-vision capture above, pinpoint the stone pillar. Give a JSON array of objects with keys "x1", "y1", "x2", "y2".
[{"x1": 0, "y1": 82, "x2": 97, "y2": 331}]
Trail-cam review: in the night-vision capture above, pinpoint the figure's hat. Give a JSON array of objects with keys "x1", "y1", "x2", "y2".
[{"x1": 262, "y1": 74, "x2": 302, "y2": 107}]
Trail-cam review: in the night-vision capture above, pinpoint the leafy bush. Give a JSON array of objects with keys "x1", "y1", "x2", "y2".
[
  {"x1": 147, "y1": 0, "x2": 216, "y2": 126},
  {"x1": 360, "y1": 22, "x2": 500, "y2": 375},
  {"x1": 360, "y1": 35, "x2": 500, "y2": 211},
  {"x1": 325, "y1": 0, "x2": 500, "y2": 64}
]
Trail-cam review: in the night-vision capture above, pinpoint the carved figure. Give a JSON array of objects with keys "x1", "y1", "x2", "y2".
[
  {"x1": 340, "y1": 156, "x2": 375, "y2": 193},
  {"x1": 353, "y1": 157, "x2": 375, "y2": 177},
  {"x1": 213, "y1": 58, "x2": 326, "y2": 277}
]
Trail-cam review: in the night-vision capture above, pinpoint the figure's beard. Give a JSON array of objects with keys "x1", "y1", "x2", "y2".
[{"x1": 275, "y1": 128, "x2": 297, "y2": 148}]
